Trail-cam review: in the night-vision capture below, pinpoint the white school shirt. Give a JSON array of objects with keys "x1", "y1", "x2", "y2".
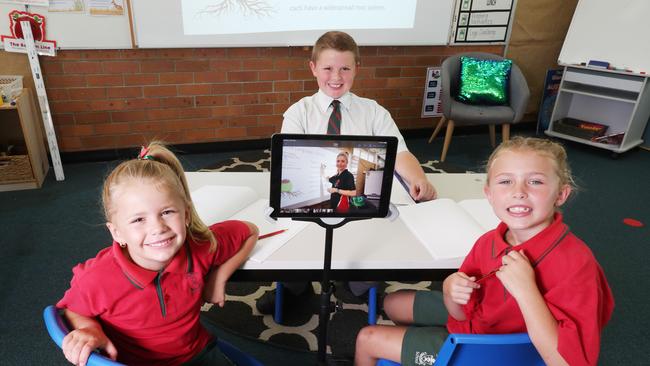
[{"x1": 281, "y1": 90, "x2": 408, "y2": 153}]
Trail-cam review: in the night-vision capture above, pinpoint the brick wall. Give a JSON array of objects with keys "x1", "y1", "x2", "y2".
[{"x1": 41, "y1": 45, "x2": 503, "y2": 152}]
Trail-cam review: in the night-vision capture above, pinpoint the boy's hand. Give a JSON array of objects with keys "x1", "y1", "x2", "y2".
[
  {"x1": 496, "y1": 250, "x2": 536, "y2": 300},
  {"x1": 62, "y1": 327, "x2": 117, "y2": 366},
  {"x1": 443, "y1": 271, "x2": 479, "y2": 305},
  {"x1": 409, "y1": 178, "x2": 437, "y2": 201}
]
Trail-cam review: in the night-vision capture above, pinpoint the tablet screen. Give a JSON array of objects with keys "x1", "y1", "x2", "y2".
[{"x1": 270, "y1": 134, "x2": 397, "y2": 218}]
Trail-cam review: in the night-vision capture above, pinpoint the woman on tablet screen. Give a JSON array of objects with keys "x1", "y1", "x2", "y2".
[{"x1": 325, "y1": 152, "x2": 356, "y2": 211}]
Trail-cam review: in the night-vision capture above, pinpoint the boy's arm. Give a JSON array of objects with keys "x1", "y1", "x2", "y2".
[
  {"x1": 62, "y1": 309, "x2": 118, "y2": 366},
  {"x1": 395, "y1": 151, "x2": 437, "y2": 201},
  {"x1": 498, "y1": 251, "x2": 569, "y2": 366},
  {"x1": 281, "y1": 106, "x2": 306, "y2": 134},
  {"x1": 204, "y1": 221, "x2": 259, "y2": 307}
]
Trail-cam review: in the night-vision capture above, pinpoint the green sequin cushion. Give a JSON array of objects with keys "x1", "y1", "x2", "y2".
[{"x1": 457, "y1": 56, "x2": 512, "y2": 105}]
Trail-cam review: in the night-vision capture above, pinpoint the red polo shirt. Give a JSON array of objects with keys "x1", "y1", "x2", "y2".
[
  {"x1": 447, "y1": 213, "x2": 614, "y2": 366},
  {"x1": 57, "y1": 220, "x2": 249, "y2": 366}
]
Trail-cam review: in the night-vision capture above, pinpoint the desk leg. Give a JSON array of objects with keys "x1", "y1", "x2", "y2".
[
  {"x1": 368, "y1": 286, "x2": 377, "y2": 325},
  {"x1": 274, "y1": 282, "x2": 284, "y2": 324}
]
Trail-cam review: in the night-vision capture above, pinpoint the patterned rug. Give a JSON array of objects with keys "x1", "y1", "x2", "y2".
[{"x1": 198, "y1": 150, "x2": 469, "y2": 359}]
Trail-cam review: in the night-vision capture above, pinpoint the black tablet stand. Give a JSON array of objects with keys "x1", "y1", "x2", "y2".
[
  {"x1": 291, "y1": 204, "x2": 399, "y2": 365},
  {"x1": 292, "y1": 217, "x2": 366, "y2": 365},
  {"x1": 264, "y1": 203, "x2": 399, "y2": 364}
]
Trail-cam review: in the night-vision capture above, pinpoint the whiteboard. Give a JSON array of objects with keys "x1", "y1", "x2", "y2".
[
  {"x1": 280, "y1": 146, "x2": 338, "y2": 209},
  {"x1": 131, "y1": 0, "x2": 455, "y2": 48},
  {"x1": 0, "y1": 3, "x2": 132, "y2": 49},
  {"x1": 558, "y1": 0, "x2": 650, "y2": 73}
]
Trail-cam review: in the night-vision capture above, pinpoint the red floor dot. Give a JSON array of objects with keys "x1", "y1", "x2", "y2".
[{"x1": 623, "y1": 218, "x2": 644, "y2": 227}]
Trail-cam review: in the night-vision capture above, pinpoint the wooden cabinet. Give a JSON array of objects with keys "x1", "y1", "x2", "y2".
[
  {"x1": 0, "y1": 88, "x2": 49, "y2": 191},
  {"x1": 545, "y1": 66, "x2": 650, "y2": 154}
]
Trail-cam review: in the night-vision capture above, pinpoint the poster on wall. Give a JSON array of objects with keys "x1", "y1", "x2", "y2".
[
  {"x1": 49, "y1": 0, "x2": 85, "y2": 13},
  {"x1": 450, "y1": 0, "x2": 515, "y2": 44},
  {"x1": 421, "y1": 67, "x2": 442, "y2": 118},
  {"x1": 0, "y1": 0, "x2": 48, "y2": 6},
  {"x1": 88, "y1": 0, "x2": 124, "y2": 16}
]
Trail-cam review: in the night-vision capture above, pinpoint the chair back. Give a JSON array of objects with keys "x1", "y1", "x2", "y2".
[
  {"x1": 43, "y1": 305, "x2": 264, "y2": 366},
  {"x1": 43, "y1": 305, "x2": 126, "y2": 366},
  {"x1": 434, "y1": 333, "x2": 545, "y2": 366},
  {"x1": 375, "y1": 333, "x2": 544, "y2": 366}
]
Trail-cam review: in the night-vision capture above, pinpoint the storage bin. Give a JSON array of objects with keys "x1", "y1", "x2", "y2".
[
  {"x1": 0, "y1": 75, "x2": 24, "y2": 102},
  {"x1": 0, "y1": 155, "x2": 33, "y2": 183}
]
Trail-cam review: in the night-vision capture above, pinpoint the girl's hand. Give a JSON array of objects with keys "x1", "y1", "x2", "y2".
[
  {"x1": 62, "y1": 327, "x2": 117, "y2": 366},
  {"x1": 496, "y1": 250, "x2": 536, "y2": 300},
  {"x1": 203, "y1": 271, "x2": 227, "y2": 307},
  {"x1": 443, "y1": 271, "x2": 479, "y2": 305},
  {"x1": 327, "y1": 187, "x2": 336, "y2": 194},
  {"x1": 213, "y1": 281, "x2": 227, "y2": 308}
]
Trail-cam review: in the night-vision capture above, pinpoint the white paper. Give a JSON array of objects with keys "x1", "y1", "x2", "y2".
[
  {"x1": 229, "y1": 199, "x2": 309, "y2": 263},
  {"x1": 190, "y1": 185, "x2": 259, "y2": 225},
  {"x1": 190, "y1": 185, "x2": 309, "y2": 263},
  {"x1": 458, "y1": 199, "x2": 500, "y2": 231},
  {"x1": 397, "y1": 198, "x2": 499, "y2": 259}
]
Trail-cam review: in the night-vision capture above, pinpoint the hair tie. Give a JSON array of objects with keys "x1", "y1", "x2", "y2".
[{"x1": 138, "y1": 146, "x2": 154, "y2": 161}]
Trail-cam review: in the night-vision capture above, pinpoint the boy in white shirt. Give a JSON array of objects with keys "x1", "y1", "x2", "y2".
[{"x1": 257, "y1": 31, "x2": 437, "y2": 314}]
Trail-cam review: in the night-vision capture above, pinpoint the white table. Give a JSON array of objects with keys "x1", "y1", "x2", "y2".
[{"x1": 185, "y1": 172, "x2": 488, "y2": 281}]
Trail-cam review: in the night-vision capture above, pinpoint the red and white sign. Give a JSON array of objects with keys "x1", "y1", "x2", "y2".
[{"x1": 2, "y1": 10, "x2": 56, "y2": 56}]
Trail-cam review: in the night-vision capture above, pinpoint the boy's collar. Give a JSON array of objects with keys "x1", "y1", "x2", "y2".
[{"x1": 316, "y1": 90, "x2": 352, "y2": 111}]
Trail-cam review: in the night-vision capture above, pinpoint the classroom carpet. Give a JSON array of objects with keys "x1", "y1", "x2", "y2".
[{"x1": 198, "y1": 150, "x2": 467, "y2": 359}]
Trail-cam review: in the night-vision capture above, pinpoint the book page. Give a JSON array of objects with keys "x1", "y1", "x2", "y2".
[
  {"x1": 228, "y1": 199, "x2": 309, "y2": 263},
  {"x1": 190, "y1": 185, "x2": 259, "y2": 225},
  {"x1": 458, "y1": 199, "x2": 500, "y2": 231},
  {"x1": 397, "y1": 198, "x2": 485, "y2": 259},
  {"x1": 190, "y1": 185, "x2": 309, "y2": 263}
]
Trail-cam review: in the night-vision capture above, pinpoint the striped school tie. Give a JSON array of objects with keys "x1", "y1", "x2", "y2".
[{"x1": 327, "y1": 100, "x2": 341, "y2": 135}]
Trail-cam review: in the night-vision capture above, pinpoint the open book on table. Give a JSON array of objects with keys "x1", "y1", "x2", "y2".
[
  {"x1": 397, "y1": 198, "x2": 500, "y2": 260},
  {"x1": 190, "y1": 185, "x2": 308, "y2": 263}
]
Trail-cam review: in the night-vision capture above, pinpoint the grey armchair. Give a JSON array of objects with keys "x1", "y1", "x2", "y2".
[{"x1": 428, "y1": 52, "x2": 530, "y2": 162}]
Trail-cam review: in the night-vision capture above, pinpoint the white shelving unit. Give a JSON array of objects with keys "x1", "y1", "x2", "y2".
[{"x1": 545, "y1": 65, "x2": 650, "y2": 154}]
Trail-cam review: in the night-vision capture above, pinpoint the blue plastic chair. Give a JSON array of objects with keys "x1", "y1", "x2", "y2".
[
  {"x1": 376, "y1": 333, "x2": 545, "y2": 365},
  {"x1": 43, "y1": 305, "x2": 264, "y2": 366}
]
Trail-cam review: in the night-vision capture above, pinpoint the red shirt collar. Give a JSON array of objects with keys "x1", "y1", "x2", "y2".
[
  {"x1": 112, "y1": 241, "x2": 192, "y2": 289},
  {"x1": 491, "y1": 213, "x2": 570, "y2": 265}
]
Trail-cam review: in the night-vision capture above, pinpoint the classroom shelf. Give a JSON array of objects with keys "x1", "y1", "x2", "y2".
[
  {"x1": 0, "y1": 88, "x2": 49, "y2": 191},
  {"x1": 546, "y1": 66, "x2": 650, "y2": 154}
]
